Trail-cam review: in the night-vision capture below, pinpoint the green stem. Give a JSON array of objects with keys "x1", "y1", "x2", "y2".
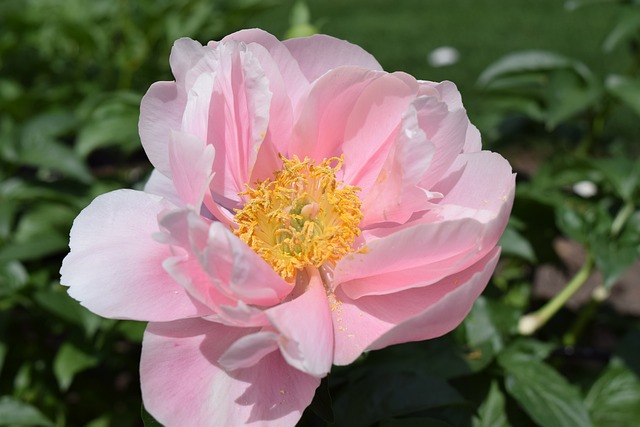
[
  {"x1": 519, "y1": 255, "x2": 593, "y2": 335},
  {"x1": 562, "y1": 286, "x2": 602, "y2": 347},
  {"x1": 611, "y1": 201, "x2": 635, "y2": 237}
]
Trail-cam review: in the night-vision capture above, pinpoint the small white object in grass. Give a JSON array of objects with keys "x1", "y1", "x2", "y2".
[
  {"x1": 573, "y1": 180, "x2": 597, "y2": 198},
  {"x1": 518, "y1": 313, "x2": 539, "y2": 336},
  {"x1": 428, "y1": 46, "x2": 460, "y2": 67}
]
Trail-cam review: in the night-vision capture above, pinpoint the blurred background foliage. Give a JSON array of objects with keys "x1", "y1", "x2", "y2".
[{"x1": 1, "y1": 0, "x2": 639, "y2": 426}]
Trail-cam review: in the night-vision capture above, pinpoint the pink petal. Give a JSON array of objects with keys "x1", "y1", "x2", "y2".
[
  {"x1": 266, "y1": 268, "x2": 334, "y2": 377},
  {"x1": 359, "y1": 100, "x2": 436, "y2": 226},
  {"x1": 168, "y1": 131, "x2": 215, "y2": 208},
  {"x1": 419, "y1": 80, "x2": 481, "y2": 153},
  {"x1": 141, "y1": 319, "x2": 320, "y2": 426},
  {"x1": 60, "y1": 190, "x2": 211, "y2": 321},
  {"x1": 218, "y1": 330, "x2": 281, "y2": 371},
  {"x1": 332, "y1": 247, "x2": 500, "y2": 365},
  {"x1": 139, "y1": 81, "x2": 185, "y2": 177},
  {"x1": 159, "y1": 210, "x2": 292, "y2": 307},
  {"x1": 143, "y1": 169, "x2": 183, "y2": 208},
  {"x1": 341, "y1": 72, "x2": 418, "y2": 192},
  {"x1": 290, "y1": 67, "x2": 380, "y2": 161},
  {"x1": 284, "y1": 34, "x2": 383, "y2": 83},
  {"x1": 169, "y1": 37, "x2": 209, "y2": 85},
  {"x1": 205, "y1": 222, "x2": 293, "y2": 306},
  {"x1": 336, "y1": 218, "x2": 487, "y2": 298},
  {"x1": 414, "y1": 96, "x2": 469, "y2": 191},
  {"x1": 433, "y1": 151, "x2": 515, "y2": 214},
  {"x1": 219, "y1": 29, "x2": 309, "y2": 116},
  {"x1": 205, "y1": 42, "x2": 272, "y2": 207}
]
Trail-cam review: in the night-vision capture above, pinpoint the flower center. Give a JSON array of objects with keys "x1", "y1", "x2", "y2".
[{"x1": 233, "y1": 155, "x2": 363, "y2": 281}]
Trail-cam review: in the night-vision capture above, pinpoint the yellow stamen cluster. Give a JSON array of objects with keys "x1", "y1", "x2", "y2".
[{"x1": 233, "y1": 155, "x2": 363, "y2": 281}]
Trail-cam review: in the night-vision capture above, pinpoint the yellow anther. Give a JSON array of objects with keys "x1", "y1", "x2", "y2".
[{"x1": 234, "y1": 155, "x2": 362, "y2": 281}]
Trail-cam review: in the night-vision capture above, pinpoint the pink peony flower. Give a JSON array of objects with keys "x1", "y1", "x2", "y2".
[{"x1": 61, "y1": 29, "x2": 515, "y2": 426}]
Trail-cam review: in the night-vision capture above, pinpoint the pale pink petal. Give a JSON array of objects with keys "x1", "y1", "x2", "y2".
[
  {"x1": 208, "y1": 301, "x2": 271, "y2": 328},
  {"x1": 290, "y1": 67, "x2": 380, "y2": 160},
  {"x1": 141, "y1": 319, "x2": 320, "y2": 426},
  {"x1": 139, "y1": 81, "x2": 185, "y2": 177},
  {"x1": 219, "y1": 29, "x2": 309, "y2": 115},
  {"x1": 332, "y1": 248, "x2": 500, "y2": 365},
  {"x1": 168, "y1": 131, "x2": 215, "y2": 208},
  {"x1": 157, "y1": 209, "x2": 237, "y2": 310},
  {"x1": 414, "y1": 96, "x2": 469, "y2": 190},
  {"x1": 284, "y1": 34, "x2": 383, "y2": 83},
  {"x1": 218, "y1": 330, "x2": 281, "y2": 371},
  {"x1": 206, "y1": 222, "x2": 293, "y2": 306},
  {"x1": 341, "y1": 72, "x2": 418, "y2": 191},
  {"x1": 206, "y1": 42, "x2": 271, "y2": 208},
  {"x1": 158, "y1": 210, "x2": 292, "y2": 307},
  {"x1": 359, "y1": 100, "x2": 437, "y2": 226},
  {"x1": 433, "y1": 151, "x2": 515, "y2": 214},
  {"x1": 419, "y1": 80, "x2": 481, "y2": 153},
  {"x1": 60, "y1": 190, "x2": 212, "y2": 321},
  {"x1": 267, "y1": 269, "x2": 333, "y2": 377},
  {"x1": 144, "y1": 169, "x2": 183, "y2": 208},
  {"x1": 170, "y1": 37, "x2": 209, "y2": 84},
  {"x1": 336, "y1": 218, "x2": 486, "y2": 298}
]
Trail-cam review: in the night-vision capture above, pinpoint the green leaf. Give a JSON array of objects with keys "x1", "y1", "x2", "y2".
[
  {"x1": 545, "y1": 68, "x2": 600, "y2": 128},
  {"x1": 584, "y1": 359, "x2": 640, "y2": 427},
  {"x1": 363, "y1": 336, "x2": 482, "y2": 379},
  {"x1": 498, "y1": 225, "x2": 536, "y2": 262},
  {"x1": 0, "y1": 260, "x2": 28, "y2": 297},
  {"x1": 53, "y1": 342, "x2": 99, "y2": 391},
  {"x1": 333, "y1": 372, "x2": 469, "y2": 427},
  {"x1": 590, "y1": 236, "x2": 638, "y2": 288},
  {"x1": 381, "y1": 418, "x2": 454, "y2": 427},
  {"x1": 616, "y1": 329, "x2": 640, "y2": 378},
  {"x1": 0, "y1": 341, "x2": 6, "y2": 377},
  {"x1": 116, "y1": 320, "x2": 147, "y2": 343},
  {"x1": 141, "y1": 404, "x2": 163, "y2": 426},
  {"x1": 498, "y1": 350, "x2": 592, "y2": 427},
  {"x1": 464, "y1": 296, "x2": 503, "y2": 358},
  {"x1": 606, "y1": 74, "x2": 640, "y2": 119},
  {"x1": 75, "y1": 92, "x2": 141, "y2": 158},
  {"x1": 602, "y1": 7, "x2": 640, "y2": 52},
  {"x1": 0, "y1": 396, "x2": 53, "y2": 426},
  {"x1": 478, "y1": 51, "x2": 589, "y2": 87},
  {"x1": 7, "y1": 113, "x2": 93, "y2": 183},
  {"x1": 308, "y1": 376, "x2": 333, "y2": 423},
  {"x1": 474, "y1": 381, "x2": 510, "y2": 427},
  {"x1": 33, "y1": 289, "x2": 102, "y2": 338}
]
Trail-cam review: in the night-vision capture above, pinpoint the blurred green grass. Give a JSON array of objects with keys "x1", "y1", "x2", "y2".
[{"x1": 248, "y1": 0, "x2": 624, "y2": 119}]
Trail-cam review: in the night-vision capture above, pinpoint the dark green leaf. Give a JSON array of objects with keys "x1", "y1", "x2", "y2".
[
  {"x1": 499, "y1": 350, "x2": 592, "y2": 427},
  {"x1": 141, "y1": 404, "x2": 163, "y2": 427},
  {"x1": 308, "y1": 376, "x2": 333, "y2": 423},
  {"x1": 53, "y1": 343, "x2": 99, "y2": 391},
  {"x1": 9, "y1": 113, "x2": 93, "y2": 183},
  {"x1": 334, "y1": 372, "x2": 469, "y2": 427},
  {"x1": 75, "y1": 92, "x2": 141, "y2": 158},
  {"x1": 381, "y1": 417, "x2": 454, "y2": 427},
  {"x1": 478, "y1": 51, "x2": 589, "y2": 87},
  {"x1": 474, "y1": 381, "x2": 510, "y2": 427},
  {"x1": 584, "y1": 359, "x2": 640, "y2": 427},
  {"x1": 0, "y1": 260, "x2": 28, "y2": 296},
  {"x1": 0, "y1": 396, "x2": 53, "y2": 426},
  {"x1": 33, "y1": 289, "x2": 102, "y2": 337},
  {"x1": 606, "y1": 75, "x2": 640, "y2": 119},
  {"x1": 464, "y1": 296, "x2": 503, "y2": 358},
  {"x1": 602, "y1": 8, "x2": 640, "y2": 52},
  {"x1": 498, "y1": 225, "x2": 537, "y2": 262},
  {"x1": 616, "y1": 329, "x2": 640, "y2": 378}
]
